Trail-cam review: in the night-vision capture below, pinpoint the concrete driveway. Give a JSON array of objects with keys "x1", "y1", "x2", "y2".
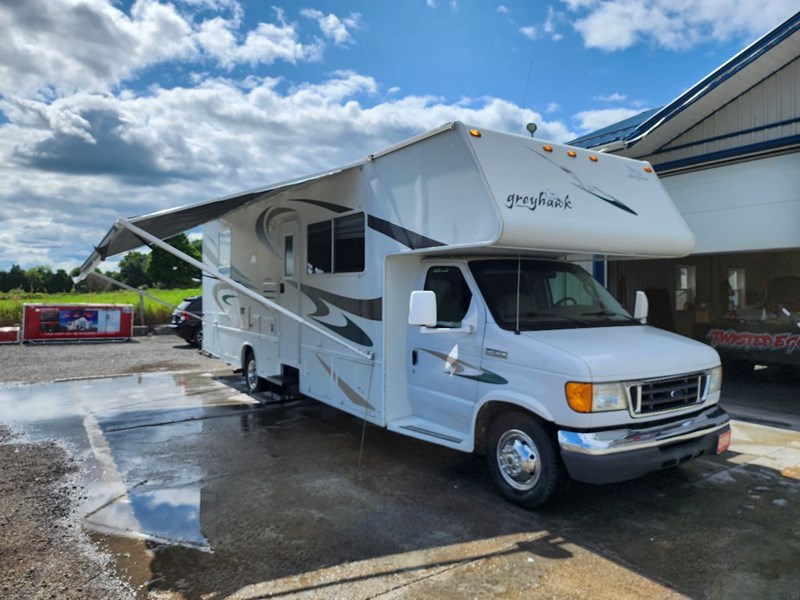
[{"x1": 1, "y1": 371, "x2": 798, "y2": 599}]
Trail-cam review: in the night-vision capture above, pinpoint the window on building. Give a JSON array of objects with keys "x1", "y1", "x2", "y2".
[
  {"x1": 307, "y1": 212, "x2": 365, "y2": 274},
  {"x1": 424, "y1": 266, "x2": 472, "y2": 328},
  {"x1": 728, "y1": 268, "x2": 746, "y2": 311},
  {"x1": 675, "y1": 265, "x2": 696, "y2": 310}
]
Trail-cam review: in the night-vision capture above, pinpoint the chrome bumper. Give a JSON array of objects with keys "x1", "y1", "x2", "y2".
[{"x1": 557, "y1": 405, "x2": 730, "y2": 456}]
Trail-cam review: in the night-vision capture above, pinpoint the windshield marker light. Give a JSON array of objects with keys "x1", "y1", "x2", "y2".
[
  {"x1": 567, "y1": 150, "x2": 577, "y2": 157},
  {"x1": 469, "y1": 129, "x2": 481, "y2": 137},
  {"x1": 543, "y1": 144, "x2": 553, "y2": 152},
  {"x1": 589, "y1": 155, "x2": 598, "y2": 162},
  {"x1": 643, "y1": 165, "x2": 653, "y2": 173}
]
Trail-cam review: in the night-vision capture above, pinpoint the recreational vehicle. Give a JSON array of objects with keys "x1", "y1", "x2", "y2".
[{"x1": 80, "y1": 122, "x2": 730, "y2": 508}]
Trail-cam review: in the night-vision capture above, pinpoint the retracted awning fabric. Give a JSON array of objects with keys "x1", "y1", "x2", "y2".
[{"x1": 78, "y1": 167, "x2": 350, "y2": 279}]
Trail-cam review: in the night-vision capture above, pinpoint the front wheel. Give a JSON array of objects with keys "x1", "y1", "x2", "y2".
[
  {"x1": 244, "y1": 350, "x2": 267, "y2": 394},
  {"x1": 486, "y1": 412, "x2": 568, "y2": 509}
]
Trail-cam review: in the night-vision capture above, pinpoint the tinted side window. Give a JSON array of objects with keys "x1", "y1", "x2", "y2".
[
  {"x1": 334, "y1": 213, "x2": 365, "y2": 273},
  {"x1": 424, "y1": 266, "x2": 472, "y2": 327},
  {"x1": 307, "y1": 221, "x2": 332, "y2": 274}
]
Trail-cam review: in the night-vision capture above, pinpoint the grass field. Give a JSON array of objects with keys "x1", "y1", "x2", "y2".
[{"x1": 0, "y1": 288, "x2": 201, "y2": 327}]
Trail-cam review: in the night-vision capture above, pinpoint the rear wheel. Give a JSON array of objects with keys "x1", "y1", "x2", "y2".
[
  {"x1": 191, "y1": 325, "x2": 203, "y2": 347},
  {"x1": 486, "y1": 411, "x2": 568, "y2": 509},
  {"x1": 244, "y1": 349, "x2": 267, "y2": 394}
]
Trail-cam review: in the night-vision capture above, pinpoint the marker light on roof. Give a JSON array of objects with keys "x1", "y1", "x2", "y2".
[
  {"x1": 543, "y1": 145, "x2": 553, "y2": 152},
  {"x1": 469, "y1": 129, "x2": 481, "y2": 137},
  {"x1": 567, "y1": 150, "x2": 577, "y2": 157},
  {"x1": 644, "y1": 166, "x2": 653, "y2": 173},
  {"x1": 589, "y1": 155, "x2": 598, "y2": 162}
]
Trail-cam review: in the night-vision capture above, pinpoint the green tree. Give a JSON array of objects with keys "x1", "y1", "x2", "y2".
[
  {"x1": 48, "y1": 269, "x2": 73, "y2": 293},
  {"x1": 6, "y1": 264, "x2": 28, "y2": 291},
  {"x1": 119, "y1": 251, "x2": 151, "y2": 288},
  {"x1": 147, "y1": 233, "x2": 200, "y2": 288},
  {"x1": 25, "y1": 266, "x2": 53, "y2": 292}
]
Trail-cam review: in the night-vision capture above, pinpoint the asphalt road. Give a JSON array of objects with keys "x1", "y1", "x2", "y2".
[{"x1": 0, "y1": 337, "x2": 798, "y2": 598}]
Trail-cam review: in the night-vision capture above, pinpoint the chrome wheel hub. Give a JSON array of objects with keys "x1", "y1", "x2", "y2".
[{"x1": 497, "y1": 429, "x2": 541, "y2": 491}]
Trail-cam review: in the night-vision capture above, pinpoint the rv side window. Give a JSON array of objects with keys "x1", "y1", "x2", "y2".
[
  {"x1": 219, "y1": 227, "x2": 231, "y2": 276},
  {"x1": 284, "y1": 235, "x2": 295, "y2": 277},
  {"x1": 307, "y1": 221, "x2": 332, "y2": 274},
  {"x1": 424, "y1": 266, "x2": 472, "y2": 328},
  {"x1": 307, "y1": 212, "x2": 365, "y2": 274},
  {"x1": 334, "y1": 213, "x2": 365, "y2": 273}
]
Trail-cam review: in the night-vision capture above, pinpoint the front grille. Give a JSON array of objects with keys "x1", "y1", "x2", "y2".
[{"x1": 628, "y1": 373, "x2": 706, "y2": 416}]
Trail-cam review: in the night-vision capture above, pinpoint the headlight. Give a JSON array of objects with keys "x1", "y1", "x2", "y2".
[
  {"x1": 566, "y1": 382, "x2": 628, "y2": 413},
  {"x1": 707, "y1": 366, "x2": 722, "y2": 395}
]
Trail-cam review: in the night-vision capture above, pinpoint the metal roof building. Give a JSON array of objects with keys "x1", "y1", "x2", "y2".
[{"x1": 569, "y1": 11, "x2": 800, "y2": 360}]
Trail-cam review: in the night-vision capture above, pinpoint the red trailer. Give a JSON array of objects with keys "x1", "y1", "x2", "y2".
[{"x1": 22, "y1": 304, "x2": 133, "y2": 343}]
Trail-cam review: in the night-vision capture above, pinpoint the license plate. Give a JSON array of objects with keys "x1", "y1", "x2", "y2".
[{"x1": 716, "y1": 429, "x2": 731, "y2": 454}]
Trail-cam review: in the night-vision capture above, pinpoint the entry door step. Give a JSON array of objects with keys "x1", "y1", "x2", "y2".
[
  {"x1": 387, "y1": 417, "x2": 468, "y2": 451},
  {"x1": 266, "y1": 374, "x2": 298, "y2": 387},
  {"x1": 265, "y1": 374, "x2": 300, "y2": 400}
]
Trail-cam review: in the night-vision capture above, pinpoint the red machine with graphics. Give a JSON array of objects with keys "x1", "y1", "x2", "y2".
[
  {"x1": 22, "y1": 304, "x2": 133, "y2": 342},
  {"x1": 707, "y1": 276, "x2": 800, "y2": 370}
]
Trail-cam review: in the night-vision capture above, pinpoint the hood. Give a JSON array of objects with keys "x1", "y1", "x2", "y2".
[{"x1": 529, "y1": 325, "x2": 720, "y2": 381}]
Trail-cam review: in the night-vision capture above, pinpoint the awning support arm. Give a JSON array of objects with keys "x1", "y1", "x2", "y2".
[
  {"x1": 116, "y1": 219, "x2": 374, "y2": 361},
  {"x1": 86, "y1": 271, "x2": 202, "y2": 321}
]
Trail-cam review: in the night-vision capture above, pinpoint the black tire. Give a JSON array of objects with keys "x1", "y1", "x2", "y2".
[
  {"x1": 244, "y1": 349, "x2": 267, "y2": 394},
  {"x1": 485, "y1": 411, "x2": 568, "y2": 509},
  {"x1": 191, "y1": 325, "x2": 203, "y2": 347}
]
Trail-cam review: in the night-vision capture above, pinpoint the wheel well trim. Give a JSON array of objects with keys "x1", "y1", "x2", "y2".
[
  {"x1": 240, "y1": 343, "x2": 255, "y2": 370},
  {"x1": 471, "y1": 392, "x2": 556, "y2": 453}
]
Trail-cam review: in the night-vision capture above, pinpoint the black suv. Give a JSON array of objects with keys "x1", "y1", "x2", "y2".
[{"x1": 170, "y1": 296, "x2": 203, "y2": 346}]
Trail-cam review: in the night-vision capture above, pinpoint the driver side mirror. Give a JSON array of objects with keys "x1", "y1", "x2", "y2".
[
  {"x1": 409, "y1": 290, "x2": 437, "y2": 327},
  {"x1": 634, "y1": 290, "x2": 649, "y2": 324}
]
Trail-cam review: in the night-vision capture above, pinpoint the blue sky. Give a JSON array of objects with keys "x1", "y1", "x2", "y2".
[{"x1": 0, "y1": 0, "x2": 797, "y2": 271}]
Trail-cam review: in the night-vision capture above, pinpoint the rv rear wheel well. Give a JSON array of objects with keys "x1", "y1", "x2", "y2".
[
  {"x1": 241, "y1": 345, "x2": 253, "y2": 371},
  {"x1": 474, "y1": 402, "x2": 553, "y2": 455}
]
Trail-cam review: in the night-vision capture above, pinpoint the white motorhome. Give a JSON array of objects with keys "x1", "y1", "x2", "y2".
[{"x1": 80, "y1": 122, "x2": 730, "y2": 508}]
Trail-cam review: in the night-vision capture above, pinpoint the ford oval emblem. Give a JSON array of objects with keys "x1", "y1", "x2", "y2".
[{"x1": 670, "y1": 390, "x2": 684, "y2": 399}]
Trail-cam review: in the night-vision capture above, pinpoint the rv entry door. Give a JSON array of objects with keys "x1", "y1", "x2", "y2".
[{"x1": 278, "y1": 219, "x2": 301, "y2": 367}]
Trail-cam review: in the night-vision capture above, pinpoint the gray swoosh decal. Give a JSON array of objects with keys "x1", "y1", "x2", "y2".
[
  {"x1": 311, "y1": 315, "x2": 373, "y2": 347},
  {"x1": 367, "y1": 215, "x2": 445, "y2": 250},
  {"x1": 288, "y1": 199, "x2": 350, "y2": 213},
  {"x1": 528, "y1": 147, "x2": 638, "y2": 216},
  {"x1": 298, "y1": 283, "x2": 382, "y2": 321},
  {"x1": 315, "y1": 355, "x2": 375, "y2": 410},
  {"x1": 418, "y1": 348, "x2": 508, "y2": 385},
  {"x1": 255, "y1": 207, "x2": 296, "y2": 255}
]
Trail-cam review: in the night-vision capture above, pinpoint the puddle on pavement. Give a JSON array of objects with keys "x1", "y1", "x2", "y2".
[{"x1": 0, "y1": 372, "x2": 257, "y2": 555}]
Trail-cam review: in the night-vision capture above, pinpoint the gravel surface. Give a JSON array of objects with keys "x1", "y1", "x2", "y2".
[
  {"x1": 0, "y1": 426, "x2": 136, "y2": 599},
  {"x1": 0, "y1": 334, "x2": 230, "y2": 385},
  {"x1": 0, "y1": 335, "x2": 233, "y2": 599}
]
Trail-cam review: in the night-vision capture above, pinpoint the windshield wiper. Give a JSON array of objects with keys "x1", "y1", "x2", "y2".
[
  {"x1": 581, "y1": 310, "x2": 638, "y2": 323},
  {"x1": 521, "y1": 312, "x2": 592, "y2": 326}
]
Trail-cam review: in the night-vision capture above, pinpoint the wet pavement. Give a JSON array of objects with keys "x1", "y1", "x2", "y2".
[{"x1": 0, "y1": 372, "x2": 798, "y2": 599}]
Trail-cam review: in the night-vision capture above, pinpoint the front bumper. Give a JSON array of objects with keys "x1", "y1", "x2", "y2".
[{"x1": 557, "y1": 405, "x2": 730, "y2": 484}]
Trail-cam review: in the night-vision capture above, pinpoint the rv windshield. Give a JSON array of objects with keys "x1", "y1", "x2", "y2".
[{"x1": 470, "y1": 259, "x2": 637, "y2": 331}]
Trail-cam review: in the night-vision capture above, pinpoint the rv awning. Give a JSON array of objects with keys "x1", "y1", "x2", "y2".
[{"x1": 78, "y1": 166, "x2": 351, "y2": 280}]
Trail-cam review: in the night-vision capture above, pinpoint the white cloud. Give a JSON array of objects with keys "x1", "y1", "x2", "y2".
[
  {"x1": 0, "y1": 1, "x2": 335, "y2": 97},
  {"x1": 301, "y1": 9, "x2": 361, "y2": 45},
  {"x1": 497, "y1": 5, "x2": 510, "y2": 14},
  {"x1": 561, "y1": 0, "x2": 799, "y2": 51},
  {"x1": 520, "y1": 26, "x2": 538, "y2": 40},
  {"x1": 594, "y1": 92, "x2": 627, "y2": 102},
  {"x1": 545, "y1": 102, "x2": 561, "y2": 114},
  {"x1": 0, "y1": 73, "x2": 576, "y2": 270},
  {"x1": 573, "y1": 107, "x2": 643, "y2": 131}
]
